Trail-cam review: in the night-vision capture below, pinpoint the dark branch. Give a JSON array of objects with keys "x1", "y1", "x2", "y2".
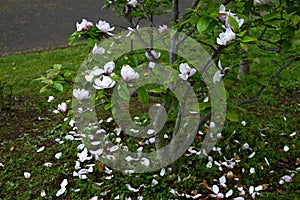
[{"x1": 235, "y1": 57, "x2": 300, "y2": 106}]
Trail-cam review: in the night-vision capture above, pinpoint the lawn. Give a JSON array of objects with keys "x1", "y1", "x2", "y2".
[{"x1": 0, "y1": 45, "x2": 299, "y2": 199}]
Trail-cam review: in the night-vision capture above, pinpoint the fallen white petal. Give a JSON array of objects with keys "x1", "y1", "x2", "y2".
[
  {"x1": 225, "y1": 189, "x2": 233, "y2": 197},
  {"x1": 250, "y1": 167, "x2": 255, "y2": 174},
  {"x1": 126, "y1": 184, "x2": 139, "y2": 192},
  {"x1": 40, "y1": 190, "x2": 46, "y2": 197},
  {"x1": 284, "y1": 145, "x2": 289, "y2": 152},
  {"x1": 56, "y1": 187, "x2": 66, "y2": 197},
  {"x1": 290, "y1": 132, "x2": 296, "y2": 137},
  {"x1": 160, "y1": 168, "x2": 166, "y2": 176},
  {"x1": 55, "y1": 152, "x2": 62, "y2": 159},
  {"x1": 151, "y1": 179, "x2": 159, "y2": 186},
  {"x1": 43, "y1": 162, "x2": 53, "y2": 167},
  {"x1": 65, "y1": 135, "x2": 74, "y2": 140},
  {"x1": 248, "y1": 152, "x2": 256, "y2": 158},
  {"x1": 24, "y1": 172, "x2": 31, "y2": 179},
  {"x1": 140, "y1": 158, "x2": 150, "y2": 166},
  {"x1": 36, "y1": 146, "x2": 45, "y2": 153}
]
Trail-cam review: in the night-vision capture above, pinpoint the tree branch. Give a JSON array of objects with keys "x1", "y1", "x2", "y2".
[{"x1": 235, "y1": 57, "x2": 300, "y2": 106}]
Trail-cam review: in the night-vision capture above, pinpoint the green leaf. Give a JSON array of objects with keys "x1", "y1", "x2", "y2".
[
  {"x1": 199, "y1": 102, "x2": 211, "y2": 111},
  {"x1": 41, "y1": 79, "x2": 53, "y2": 85},
  {"x1": 86, "y1": 38, "x2": 95, "y2": 48},
  {"x1": 148, "y1": 87, "x2": 166, "y2": 93},
  {"x1": 53, "y1": 64, "x2": 62, "y2": 70},
  {"x1": 39, "y1": 85, "x2": 48, "y2": 93},
  {"x1": 240, "y1": 43, "x2": 249, "y2": 51},
  {"x1": 226, "y1": 111, "x2": 239, "y2": 122},
  {"x1": 117, "y1": 82, "x2": 130, "y2": 101},
  {"x1": 137, "y1": 86, "x2": 149, "y2": 105},
  {"x1": 53, "y1": 82, "x2": 64, "y2": 92},
  {"x1": 197, "y1": 17, "x2": 210, "y2": 33},
  {"x1": 241, "y1": 36, "x2": 258, "y2": 44},
  {"x1": 104, "y1": 103, "x2": 112, "y2": 110},
  {"x1": 227, "y1": 15, "x2": 240, "y2": 32},
  {"x1": 262, "y1": 12, "x2": 280, "y2": 22}
]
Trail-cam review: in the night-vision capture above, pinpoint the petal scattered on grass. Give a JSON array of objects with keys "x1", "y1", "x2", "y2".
[{"x1": 36, "y1": 146, "x2": 45, "y2": 153}]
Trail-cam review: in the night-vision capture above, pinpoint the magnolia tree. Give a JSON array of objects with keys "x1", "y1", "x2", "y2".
[{"x1": 63, "y1": 0, "x2": 300, "y2": 174}]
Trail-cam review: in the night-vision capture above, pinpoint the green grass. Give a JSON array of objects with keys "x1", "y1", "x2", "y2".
[{"x1": 0, "y1": 45, "x2": 299, "y2": 199}]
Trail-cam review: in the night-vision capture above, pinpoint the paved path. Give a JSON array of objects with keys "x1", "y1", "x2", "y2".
[{"x1": 0, "y1": 0, "x2": 192, "y2": 56}]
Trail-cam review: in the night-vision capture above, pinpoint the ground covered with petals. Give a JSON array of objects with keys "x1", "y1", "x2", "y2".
[{"x1": 0, "y1": 46, "x2": 299, "y2": 199}]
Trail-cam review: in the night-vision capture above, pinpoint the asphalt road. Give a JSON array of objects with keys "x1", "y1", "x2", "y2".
[{"x1": 0, "y1": 0, "x2": 192, "y2": 56}]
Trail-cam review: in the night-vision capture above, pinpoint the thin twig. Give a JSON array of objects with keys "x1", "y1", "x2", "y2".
[{"x1": 235, "y1": 57, "x2": 300, "y2": 106}]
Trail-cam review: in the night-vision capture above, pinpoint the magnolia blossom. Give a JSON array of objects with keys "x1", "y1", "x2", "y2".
[
  {"x1": 127, "y1": 25, "x2": 139, "y2": 37},
  {"x1": 76, "y1": 19, "x2": 93, "y2": 31},
  {"x1": 159, "y1": 24, "x2": 168, "y2": 33},
  {"x1": 92, "y1": 44, "x2": 105, "y2": 55},
  {"x1": 219, "y1": 5, "x2": 244, "y2": 28},
  {"x1": 178, "y1": 63, "x2": 196, "y2": 80},
  {"x1": 93, "y1": 76, "x2": 116, "y2": 89},
  {"x1": 213, "y1": 60, "x2": 230, "y2": 84},
  {"x1": 103, "y1": 61, "x2": 115, "y2": 75},
  {"x1": 121, "y1": 65, "x2": 139, "y2": 82},
  {"x1": 127, "y1": 0, "x2": 138, "y2": 7},
  {"x1": 96, "y1": 20, "x2": 114, "y2": 35},
  {"x1": 73, "y1": 89, "x2": 90, "y2": 101},
  {"x1": 145, "y1": 50, "x2": 161, "y2": 62},
  {"x1": 57, "y1": 102, "x2": 67, "y2": 113},
  {"x1": 217, "y1": 27, "x2": 236, "y2": 46}
]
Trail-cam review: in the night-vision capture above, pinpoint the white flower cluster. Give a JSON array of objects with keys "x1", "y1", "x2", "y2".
[{"x1": 217, "y1": 5, "x2": 244, "y2": 45}]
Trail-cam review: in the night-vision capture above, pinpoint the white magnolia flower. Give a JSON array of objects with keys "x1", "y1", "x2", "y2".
[
  {"x1": 219, "y1": 5, "x2": 244, "y2": 28},
  {"x1": 103, "y1": 61, "x2": 115, "y2": 75},
  {"x1": 73, "y1": 89, "x2": 90, "y2": 101},
  {"x1": 121, "y1": 65, "x2": 139, "y2": 82},
  {"x1": 127, "y1": 25, "x2": 139, "y2": 37},
  {"x1": 93, "y1": 76, "x2": 116, "y2": 89},
  {"x1": 217, "y1": 27, "x2": 236, "y2": 45},
  {"x1": 0, "y1": 163, "x2": 4, "y2": 167},
  {"x1": 178, "y1": 63, "x2": 196, "y2": 80},
  {"x1": 127, "y1": 0, "x2": 138, "y2": 7},
  {"x1": 96, "y1": 20, "x2": 114, "y2": 35},
  {"x1": 213, "y1": 60, "x2": 230, "y2": 84},
  {"x1": 145, "y1": 50, "x2": 161, "y2": 62},
  {"x1": 92, "y1": 44, "x2": 105, "y2": 55},
  {"x1": 76, "y1": 19, "x2": 93, "y2": 31},
  {"x1": 85, "y1": 73, "x2": 94, "y2": 82},
  {"x1": 47, "y1": 96, "x2": 55, "y2": 102},
  {"x1": 159, "y1": 24, "x2": 168, "y2": 33},
  {"x1": 57, "y1": 102, "x2": 67, "y2": 113}
]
